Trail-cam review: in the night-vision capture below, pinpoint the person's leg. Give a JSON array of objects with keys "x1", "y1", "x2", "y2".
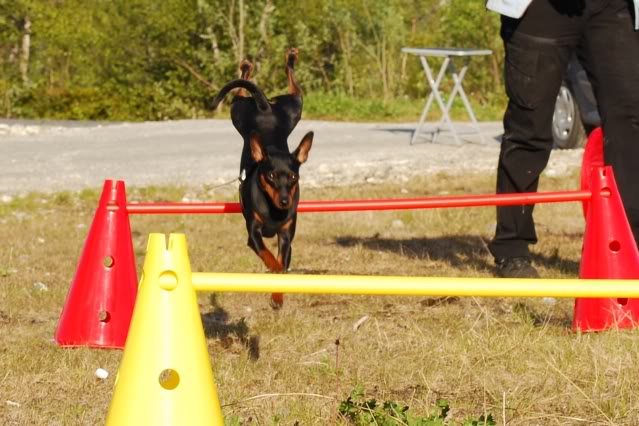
[
  {"x1": 581, "y1": 0, "x2": 639, "y2": 248},
  {"x1": 489, "y1": 1, "x2": 582, "y2": 273}
]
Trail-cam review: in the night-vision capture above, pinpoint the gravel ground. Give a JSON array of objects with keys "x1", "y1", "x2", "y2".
[{"x1": 0, "y1": 119, "x2": 584, "y2": 197}]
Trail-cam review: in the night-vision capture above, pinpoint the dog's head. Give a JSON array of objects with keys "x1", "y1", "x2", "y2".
[{"x1": 249, "y1": 131, "x2": 313, "y2": 210}]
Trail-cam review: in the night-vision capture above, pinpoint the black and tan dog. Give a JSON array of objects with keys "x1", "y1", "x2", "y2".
[{"x1": 211, "y1": 49, "x2": 313, "y2": 308}]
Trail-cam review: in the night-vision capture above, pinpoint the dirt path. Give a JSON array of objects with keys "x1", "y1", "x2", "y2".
[{"x1": 0, "y1": 119, "x2": 584, "y2": 196}]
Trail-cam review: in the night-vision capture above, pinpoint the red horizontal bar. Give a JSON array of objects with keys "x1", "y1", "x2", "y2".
[
  {"x1": 125, "y1": 202, "x2": 242, "y2": 214},
  {"x1": 120, "y1": 190, "x2": 591, "y2": 215}
]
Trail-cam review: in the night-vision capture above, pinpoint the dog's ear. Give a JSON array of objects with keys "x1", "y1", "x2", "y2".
[
  {"x1": 249, "y1": 131, "x2": 267, "y2": 162},
  {"x1": 293, "y1": 131, "x2": 313, "y2": 164}
]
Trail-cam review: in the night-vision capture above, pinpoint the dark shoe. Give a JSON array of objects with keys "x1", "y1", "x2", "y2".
[{"x1": 495, "y1": 257, "x2": 539, "y2": 278}]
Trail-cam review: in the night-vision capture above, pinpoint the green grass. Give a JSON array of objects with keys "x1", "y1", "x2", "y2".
[
  {"x1": 302, "y1": 92, "x2": 505, "y2": 123},
  {"x1": 214, "y1": 91, "x2": 506, "y2": 124},
  {"x1": 2, "y1": 171, "x2": 638, "y2": 425}
]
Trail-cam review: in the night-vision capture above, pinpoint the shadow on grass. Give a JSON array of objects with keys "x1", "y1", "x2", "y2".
[
  {"x1": 531, "y1": 246, "x2": 581, "y2": 276},
  {"x1": 335, "y1": 234, "x2": 577, "y2": 328},
  {"x1": 201, "y1": 303, "x2": 260, "y2": 361},
  {"x1": 333, "y1": 234, "x2": 580, "y2": 275}
]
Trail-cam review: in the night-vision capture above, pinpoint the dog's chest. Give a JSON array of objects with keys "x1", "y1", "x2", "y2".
[{"x1": 258, "y1": 208, "x2": 293, "y2": 238}]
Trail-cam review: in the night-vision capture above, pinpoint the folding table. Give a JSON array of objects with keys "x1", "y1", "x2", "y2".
[{"x1": 402, "y1": 47, "x2": 493, "y2": 145}]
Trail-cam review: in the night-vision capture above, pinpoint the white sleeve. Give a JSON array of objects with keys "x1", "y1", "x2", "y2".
[{"x1": 485, "y1": 0, "x2": 533, "y2": 19}]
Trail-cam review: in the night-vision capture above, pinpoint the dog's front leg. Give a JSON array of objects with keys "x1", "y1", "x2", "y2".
[
  {"x1": 247, "y1": 222, "x2": 283, "y2": 273},
  {"x1": 271, "y1": 218, "x2": 297, "y2": 310},
  {"x1": 270, "y1": 227, "x2": 293, "y2": 310},
  {"x1": 277, "y1": 218, "x2": 295, "y2": 271}
]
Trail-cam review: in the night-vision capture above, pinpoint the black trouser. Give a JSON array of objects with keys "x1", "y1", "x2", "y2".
[{"x1": 489, "y1": 0, "x2": 639, "y2": 260}]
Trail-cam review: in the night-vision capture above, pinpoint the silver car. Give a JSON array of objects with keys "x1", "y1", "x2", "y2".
[{"x1": 552, "y1": 57, "x2": 600, "y2": 149}]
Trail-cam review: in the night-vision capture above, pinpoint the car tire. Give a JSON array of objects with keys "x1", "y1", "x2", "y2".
[{"x1": 552, "y1": 84, "x2": 586, "y2": 149}]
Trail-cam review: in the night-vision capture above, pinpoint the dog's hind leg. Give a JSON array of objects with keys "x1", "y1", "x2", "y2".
[
  {"x1": 286, "y1": 48, "x2": 301, "y2": 96},
  {"x1": 237, "y1": 59, "x2": 254, "y2": 97}
]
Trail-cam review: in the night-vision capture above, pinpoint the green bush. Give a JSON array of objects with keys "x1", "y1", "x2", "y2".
[{"x1": 1, "y1": 0, "x2": 506, "y2": 122}]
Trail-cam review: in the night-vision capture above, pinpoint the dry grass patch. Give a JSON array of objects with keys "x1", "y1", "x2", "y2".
[{"x1": 2, "y1": 171, "x2": 639, "y2": 425}]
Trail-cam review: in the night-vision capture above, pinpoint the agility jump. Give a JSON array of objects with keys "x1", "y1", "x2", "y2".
[
  {"x1": 52, "y1": 129, "x2": 639, "y2": 424},
  {"x1": 54, "y1": 152, "x2": 639, "y2": 350}
]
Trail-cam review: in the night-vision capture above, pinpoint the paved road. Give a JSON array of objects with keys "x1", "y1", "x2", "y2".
[{"x1": 0, "y1": 119, "x2": 583, "y2": 196}]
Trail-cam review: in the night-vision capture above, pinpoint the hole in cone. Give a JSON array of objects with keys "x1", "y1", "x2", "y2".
[
  {"x1": 609, "y1": 240, "x2": 621, "y2": 253},
  {"x1": 159, "y1": 271, "x2": 178, "y2": 291},
  {"x1": 618, "y1": 298, "x2": 629, "y2": 306},
  {"x1": 98, "y1": 310, "x2": 111, "y2": 323},
  {"x1": 103, "y1": 255, "x2": 115, "y2": 268},
  {"x1": 159, "y1": 369, "x2": 180, "y2": 390},
  {"x1": 600, "y1": 187, "x2": 611, "y2": 198}
]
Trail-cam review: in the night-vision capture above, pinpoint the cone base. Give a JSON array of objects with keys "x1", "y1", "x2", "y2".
[{"x1": 573, "y1": 297, "x2": 639, "y2": 332}]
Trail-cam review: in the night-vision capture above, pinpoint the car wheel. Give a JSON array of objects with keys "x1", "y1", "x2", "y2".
[{"x1": 552, "y1": 84, "x2": 586, "y2": 149}]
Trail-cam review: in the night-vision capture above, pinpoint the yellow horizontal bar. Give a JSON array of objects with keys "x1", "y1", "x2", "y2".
[{"x1": 191, "y1": 273, "x2": 639, "y2": 299}]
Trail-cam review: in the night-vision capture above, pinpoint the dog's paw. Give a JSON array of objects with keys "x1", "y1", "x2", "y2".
[
  {"x1": 270, "y1": 293, "x2": 284, "y2": 310},
  {"x1": 271, "y1": 264, "x2": 284, "y2": 273},
  {"x1": 259, "y1": 250, "x2": 284, "y2": 272},
  {"x1": 286, "y1": 48, "x2": 298, "y2": 68}
]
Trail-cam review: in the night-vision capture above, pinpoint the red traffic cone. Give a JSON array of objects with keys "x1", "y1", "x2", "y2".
[
  {"x1": 55, "y1": 180, "x2": 138, "y2": 348},
  {"x1": 573, "y1": 166, "x2": 639, "y2": 332},
  {"x1": 580, "y1": 127, "x2": 604, "y2": 219}
]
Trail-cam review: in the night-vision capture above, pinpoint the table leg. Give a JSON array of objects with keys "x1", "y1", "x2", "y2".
[
  {"x1": 426, "y1": 57, "x2": 460, "y2": 145},
  {"x1": 411, "y1": 56, "x2": 449, "y2": 145},
  {"x1": 431, "y1": 60, "x2": 467, "y2": 144},
  {"x1": 451, "y1": 59, "x2": 485, "y2": 144}
]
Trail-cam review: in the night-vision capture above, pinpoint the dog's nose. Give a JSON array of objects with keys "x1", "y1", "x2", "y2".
[{"x1": 280, "y1": 197, "x2": 289, "y2": 207}]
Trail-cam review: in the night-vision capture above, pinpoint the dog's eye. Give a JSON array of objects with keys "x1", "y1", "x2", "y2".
[
  {"x1": 267, "y1": 171, "x2": 276, "y2": 181},
  {"x1": 290, "y1": 173, "x2": 298, "y2": 182}
]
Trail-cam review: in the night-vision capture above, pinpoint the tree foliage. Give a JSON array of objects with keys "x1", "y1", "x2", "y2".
[{"x1": 0, "y1": 0, "x2": 503, "y2": 121}]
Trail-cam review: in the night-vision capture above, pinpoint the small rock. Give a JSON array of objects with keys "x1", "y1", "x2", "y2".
[
  {"x1": 33, "y1": 282, "x2": 48, "y2": 292},
  {"x1": 391, "y1": 219, "x2": 405, "y2": 229},
  {"x1": 95, "y1": 368, "x2": 109, "y2": 379}
]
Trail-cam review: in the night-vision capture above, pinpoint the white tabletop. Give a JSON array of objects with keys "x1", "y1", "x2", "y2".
[{"x1": 402, "y1": 47, "x2": 492, "y2": 57}]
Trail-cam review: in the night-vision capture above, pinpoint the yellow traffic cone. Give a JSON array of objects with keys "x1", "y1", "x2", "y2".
[{"x1": 106, "y1": 233, "x2": 224, "y2": 425}]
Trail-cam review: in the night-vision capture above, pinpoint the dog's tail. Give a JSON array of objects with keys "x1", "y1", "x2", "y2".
[{"x1": 210, "y1": 80, "x2": 271, "y2": 112}]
